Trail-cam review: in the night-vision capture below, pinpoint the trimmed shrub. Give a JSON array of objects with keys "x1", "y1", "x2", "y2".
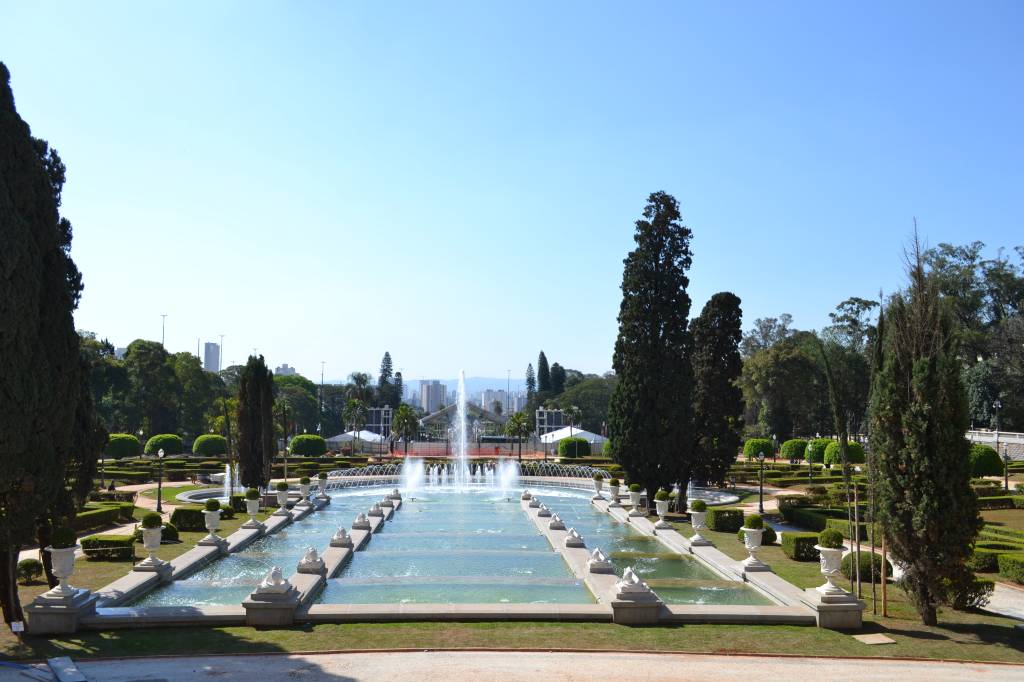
[
  {"x1": 16, "y1": 558, "x2": 43, "y2": 584},
  {"x1": 969, "y1": 443, "x2": 1003, "y2": 477},
  {"x1": 72, "y1": 502, "x2": 136, "y2": 531},
  {"x1": 818, "y1": 528, "x2": 844, "y2": 549},
  {"x1": 825, "y1": 517, "x2": 869, "y2": 541},
  {"x1": 290, "y1": 434, "x2": 327, "y2": 456},
  {"x1": 141, "y1": 512, "x2": 162, "y2": 529},
  {"x1": 775, "y1": 495, "x2": 808, "y2": 514},
  {"x1": 628, "y1": 483, "x2": 642, "y2": 493},
  {"x1": 192, "y1": 434, "x2": 228, "y2": 457},
  {"x1": 81, "y1": 534, "x2": 135, "y2": 561},
  {"x1": 823, "y1": 441, "x2": 866, "y2": 466},
  {"x1": 276, "y1": 481, "x2": 289, "y2": 492},
  {"x1": 204, "y1": 498, "x2": 221, "y2": 512},
  {"x1": 743, "y1": 438, "x2": 774, "y2": 460},
  {"x1": 105, "y1": 433, "x2": 142, "y2": 459},
  {"x1": 245, "y1": 488, "x2": 261, "y2": 500},
  {"x1": 806, "y1": 438, "x2": 831, "y2": 464},
  {"x1": 744, "y1": 513, "x2": 764, "y2": 529},
  {"x1": 706, "y1": 507, "x2": 744, "y2": 532},
  {"x1": 946, "y1": 575, "x2": 994, "y2": 611},
  {"x1": 780, "y1": 439, "x2": 807, "y2": 461},
  {"x1": 144, "y1": 434, "x2": 183, "y2": 456},
  {"x1": 300, "y1": 476, "x2": 310, "y2": 485},
  {"x1": 609, "y1": 478, "x2": 620, "y2": 487},
  {"x1": 593, "y1": 472, "x2": 604, "y2": 481},
  {"x1": 655, "y1": 489, "x2": 670, "y2": 502},
  {"x1": 602, "y1": 440, "x2": 612, "y2": 455},
  {"x1": 840, "y1": 551, "x2": 891, "y2": 583},
  {"x1": 781, "y1": 532, "x2": 820, "y2": 561},
  {"x1": 169, "y1": 506, "x2": 206, "y2": 531},
  {"x1": 133, "y1": 522, "x2": 179, "y2": 544},
  {"x1": 318, "y1": 472, "x2": 328, "y2": 480},
  {"x1": 977, "y1": 495, "x2": 1024, "y2": 510},
  {"x1": 997, "y1": 553, "x2": 1024, "y2": 584},
  {"x1": 558, "y1": 437, "x2": 591, "y2": 458},
  {"x1": 51, "y1": 527, "x2": 76, "y2": 549},
  {"x1": 737, "y1": 525, "x2": 776, "y2": 545},
  {"x1": 690, "y1": 499, "x2": 707, "y2": 512}
]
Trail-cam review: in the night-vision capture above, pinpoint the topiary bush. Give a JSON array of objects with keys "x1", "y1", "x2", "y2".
[
  {"x1": 144, "y1": 434, "x2": 183, "y2": 456},
  {"x1": 245, "y1": 488, "x2": 261, "y2": 500},
  {"x1": 655, "y1": 489, "x2": 670, "y2": 502},
  {"x1": 806, "y1": 438, "x2": 832, "y2": 463},
  {"x1": 204, "y1": 498, "x2": 221, "y2": 512},
  {"x1": 276, "y1": 481, "x2": 289, "y2": 492},
  {"x1": 780, "y1": 439, "x2": 807, "y2": 461},
  {"x1": 16, "y1": 558, "x2": 43, "y2": 584},
  {"x1": 689, "y1": 499, "x2": 707, "y2": 512},
  {"x1": 706, "y1": 507, "x2": 744, "y2": 532},
  {"x1": 169, "y1": 506, "x2": 206, "y2": 531},
  {"x1": 823, "y1": 441, "x2": 866, "y2": 467},
  {"x1": 781, "y1": 531, "x2": 820, "y2": 561},
  {"x1": 818, "y1": 528, "x2": 844, "y2": 549},
  {"x1": 192, "y1": 434, "x2": 228, "y2": 457},
  {"x1": 290, "y1": 434, "x2": 327, "y2": 457},
  {"x1": 743, "y1": 513, "x2": 764, "y2": 529},
  {"x1": 51, "y1": 527, "x2": 76, "y2": 549},
  {"x1": 840, "y1": 551, "x2": 892, "y2": 582},
  {"x1": 141, "y1": 512, "x2": 162, "y2": 529},
  {"x1": 743, "y1": 438, "x2": 774, "y2": 460},
  {"x1": 969, "y1": 444, "x2": 1003, "y2": 477},
  {"x1": 105, "y1": 433, "x2": 142, "y2": 459},
  {"x1": 81, "y1": 534, "x2": 135, "y2": 561},
  {"x1": 558, "y1": 437, "x2": 591, "y2": 458}
]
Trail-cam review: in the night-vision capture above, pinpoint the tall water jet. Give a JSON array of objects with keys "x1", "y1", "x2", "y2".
[{"x1": 452, "y1": 370, "x2": 471, "y2": 489}]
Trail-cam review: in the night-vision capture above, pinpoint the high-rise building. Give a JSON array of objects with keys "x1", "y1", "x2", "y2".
[
  {"x1": 203, "y1": 342, "x2": 220, "y2": 373},
  {"x1": 276, "y1": 364, "x2": 297, "y2": 376},
  {"x1": 481, "y1": 389, "x2": 508, "y2": 414},
  {"x1": 420, "y1": 380, "x2": 446, "y2": 413}
]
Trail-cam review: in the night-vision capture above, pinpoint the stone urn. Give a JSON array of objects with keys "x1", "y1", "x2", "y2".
[
  {"x1": 815, "y1": 545, "x2": 846, "y2": 595},
  {"x1": 273, "y1": 488, "x2": 291, "y2": 517},
  {"x1": 243, "y1": 499, "x2": 265, "y2": 531},
  {"x1": 628, "y1": 490, "x2": 642, "y2": 508},
  {"x1": 741, "y1": 527, "x2": 768, "y2": 571},
  {"x1": 201, "y1": 509, "x2": 222, "y2": 542},
  {"x1": 689, "y1": 511, "x2": 711, "y2": 546},
  {"x1": 297, "y1": 482, "x2": 311, "y2": 507},
  {"x1": 654, "y1": 499, "x2": 672, "y2": 529},
  {"x1": 608, "y1": 484, "x2": 621, "y2": 507},
  {"x1": 142, "y1": 527, "x2": 162, "y2": 560},
  {"x1": 317, "y1": 478, "x2": 329, "y2": 499},
  {"x1": 594, "y1": 478, "x2": 604, "y2": 493},
  {"x1": 41, "y1": 545, "x2": 81, "y2": 599}
]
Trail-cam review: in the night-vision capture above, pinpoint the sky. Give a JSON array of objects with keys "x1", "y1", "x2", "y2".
[{"x1": 2, "y1": 1, "x2": 1022, "y2": 384}]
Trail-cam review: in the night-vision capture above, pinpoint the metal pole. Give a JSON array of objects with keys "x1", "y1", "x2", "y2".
[
  {"x1": 155, "y1": 450, "x2": 164, "y2": 514},
  {"x1": 758, "y1": 453, "x2": 765, "y2": 514},
  {"x1": 161, "y1": 314, "x2": 167, "y2": 347},
  {"x1": 881, "y1": 534, "x2": 889, "y2": 617}
]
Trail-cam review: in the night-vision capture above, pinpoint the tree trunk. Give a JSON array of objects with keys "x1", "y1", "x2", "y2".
[
  {"x1": 35, "y1": 518, "x2": 56, "y2": 588},
  {"x1": 0, "y1": 546, "x2": 24, "y2": 625}
]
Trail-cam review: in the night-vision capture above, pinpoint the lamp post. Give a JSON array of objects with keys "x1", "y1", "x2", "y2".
[
  {"x1": 1004, "y1": 444, "x2": 1011, "y2": 493},
  {"x1": 155, "y1": 448, "x2": 166, "y2": 514},
  {"x1": 771, "y1": 433, "x2": 777, "y2": 463},
  {"x1": 757, "y1": 451, "x2": 766, "y2": 514},
  {"x1": 993, "y1": 399, "x2": 1003, "y2": 455}
]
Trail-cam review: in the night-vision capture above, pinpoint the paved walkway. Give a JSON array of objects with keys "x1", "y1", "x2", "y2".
[{"x1": 15, "y1": 651, "x2": 1022, "y2": 681}]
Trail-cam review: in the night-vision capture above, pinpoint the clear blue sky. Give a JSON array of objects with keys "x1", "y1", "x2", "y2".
[{"x1": 2, "y1": 1, "x2": 1021, "y2": 383}]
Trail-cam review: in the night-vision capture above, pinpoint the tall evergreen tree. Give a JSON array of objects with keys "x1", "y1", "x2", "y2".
[
  {"x1": 0, "y1": 62, "x2": 95, "y2": 623},
  {"x1": 690, "y1": 292, "x2": 744, "y2": 485},
  {"x1": 550, "y1": 362, "x2": 566, "y2": 395},
  {"x1": 236, "y1": 355, "x2": 274, "y2": 489},
  {"x1": 525, "y1": 364, "x2": 536, "y2": 401},
  {"x1": 537, "y1": 352, "x2": 551, "y2": 394},
  {"x1": 608, "y1": 191, "x2": 696, "y2": 502},
  {"x1": 869, "y1": 241, "x2": 981, "y2": 625},
  {"x1": 377, "y1": 351, "x2": 394, "y2": 406},
  {"x1": 393, "y1": 371, "x2": 404, "y2": 406}
]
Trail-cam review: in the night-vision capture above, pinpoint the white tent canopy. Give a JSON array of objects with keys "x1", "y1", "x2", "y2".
[
  {"x1": 325, "y1": 430, "x2": 384, "y2": 447},
  {"x1": 539, "y1": 426, "x2": 607, "y2": 446}
]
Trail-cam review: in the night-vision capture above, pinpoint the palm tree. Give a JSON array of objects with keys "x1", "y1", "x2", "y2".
[
  {"x1": 392, "y1": 404, "x2": 419, "y2": 456},
  {"x1": 563, "y1": 405, "x2": 581, "y2": 438},
  {"x1": 504, "y1": 412, "x2": 531, "y2": 462},
  {"x1": 343, "y1": 398, "x2": 368, "y2": 454}
]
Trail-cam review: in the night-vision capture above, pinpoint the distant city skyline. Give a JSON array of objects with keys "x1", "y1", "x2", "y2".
[{"x1": 3, "y1": 2, "x2": 1020, "y2": 379}]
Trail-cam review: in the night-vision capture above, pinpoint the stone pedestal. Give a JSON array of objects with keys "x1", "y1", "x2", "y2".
[
  {"x1": 24, "y1": 589, "x2": 97, "y2": 634},
  {"x1": 133, "y1": 558, "x2": 173, "y2": 583},
  {"x1": 609, "y1": 567, "x2": 662, "y2": 625},
  {"x1": 800, "y1": 588, "x2": 865, "y2": 629},
  {"x1": 197, "y1": 534, "x2": 229, "y2": 555},
  {"x1": 243, "y1": 568, "x2": 300, "y2": 626}
]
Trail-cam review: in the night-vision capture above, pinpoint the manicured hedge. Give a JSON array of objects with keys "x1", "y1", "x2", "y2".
[
  {"x1": 102, "y1": 468, "x2": 151, "y2": 482},
  {"x1": 144, "y1": 434, "x2": 184, "y2": 455},
  {"x1": 558, "y1": 437, "x2": 591, "y2": 458},
  {"x1": 977, "y1": 495, "x2": 1024, "y2": 510},
  {"x1": 969, "y1": 444, "x2": 1003, "y2": 477},
  {"x1": 105, "y1": 433, "x2": 142, "y2": 459},
  {"x1": 781, "y1": 531, "x2": 820, "y2": 561},
  {"x1": 192, "y1": 434, "x2": 228, "y2": 457},
  {"x1": 290, "y1": 434, "x2": 327, "y2": 456},
  {"x1": 81, "y1": 534, "x2": 135, "y2": 561},
  {"x1": 825, "y1": 517, "x2": 869, "y2": 541},
  {"x1": 823, "y1": 441, "x2": 866, "y2": 466},
  {"x1": 72, "y1": 502, "x2": 136, "y2": 531},
  {"x1": 841, "y1": 551, "x2": 891, "y2": 582},
  {"x1": 743, "y1": 439, "x2": 774, "y2": 460},
  {"x1": 780, "y1": 439, "x2": 807, "y2": 461},
  {"x1": 997, "y1": 553, "x2": 1024, "y2": 584},
  {"x1": 169, "y1": 506, "x2": 206, "y2": 531},
  {"x1": 706, "y1": 507, "x2": 744, "y2": 532}
]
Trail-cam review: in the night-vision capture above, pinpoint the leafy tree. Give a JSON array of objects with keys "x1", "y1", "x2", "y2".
[
  {"x1": 346, "y1": 372, "x2": 374, "y2": 404},
  {"x1": 691, "y1": 292, "x2": 744, "y2": 485},
  {"x1": 290, "y1": 434, "x2": 326, "y2": 456},
  {"x1": 123, "y1": 339, "x2": 179, "y2": 436},
  {"x1": 558, "y1": 376, "x2": 616, "y2": 433},
  {"x1": 275, "y1": 374, "x2": 318, "y2": 435},
  {"x1": 869, "y1": 242, "x2": 981, "y2": 625},
  {"x1": 563, "y1": 405, "x2": 581, "y2": 435},
  {"x1": 105, "y1": 434, "x2": 142, "y2": 459},
  {"x1": 320, "y1": 384, "x2": 348, "y2": 436},
  {"x1": 537, "y1": 352, "x2": 551, "y2": 394},
  {"x1": 740, "y1": 335, "x2": 828, "y2": 441},
  {"x1": 0, "y1": 62, "x2": 97, "y2": 623},
  {"x1": 393, "y1": 371, "x2": 404, "y2": 406},
  {"x1": 741, "y1": 314, "x2": 794, "y2": 357},
  {"x1": 144, "y1": 433, "x2": 183, "y2": 455},
  {"x1": 525, "y1": 363, "x2": 536, "y2": 402},
  {"x1": 392, "y1": 404, "x2": 419, "y2": 455},
  {"x1": 237, "y1": 355, "x2": 274, "y2": 489},
  {"x1": 550, "y1": 362, "x2": 566, "y2": 395},
  {"x1": 504, "y1": 411, "x2": 532, "y2": 461},
  {"x1": 344, "y1": 398, "x2": 369, "y2": 452},
  {"x1": 608, "y1": 191, "x2": 695, "y2": 504},
  {"x1": 192, "y1": 434, "x2": 228, "y2": 457},
  {"x1": 80, "y1": 332, "x2": 130, "y2": 432},
  {"x1": 171, "y1": 351, "x2": 221, "y2": 442}
]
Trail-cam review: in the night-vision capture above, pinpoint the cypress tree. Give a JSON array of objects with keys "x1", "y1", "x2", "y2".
[
  {"x1": 377, "y1": 351, "x2": 394, "y2": 406},
  {"x1": 237, "y1": 355, "x2": 274, "y2": 489},
  {"x1": 525, "y1": 364, "x2": 536, "y2": 401},
  {"x1": 690, "y1": 292, "x2": 744, "y2": 486},
  {"x1": 0, "y1": 62, "x2": 94, "y2": 623},
  {"x1": 537, "y1": 352, "x2": 551, "y2": 394},
  {"x1": 550, "y1": 362, "x2": 566, "y2": 395},
  {"x1": 608, "y1": 191, "x2": 695, "y2": 500},
  {"x1": 394, "y1": 371, "x2": 403, "y2": 406},
  {"x1": 868, "y1": 242, "x2": 981, "y2": 625}
]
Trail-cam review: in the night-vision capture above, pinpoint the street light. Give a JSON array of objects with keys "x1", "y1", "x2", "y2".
[
  {"x1": 155, "y1": 448, "x2": 166, "y2": 514},
  {"x1": 757, "y1": 451, "x2": 766, "y2": 514},
  {"x1": 994, "y1": 399, "x2": 1003, "y2": 454},
  {"x1": 771, "y1": 433, "x2": 777, "y2": 462},
  {"x1": 1004, "y1": 444, "x2": 1011, "y2": 493}
]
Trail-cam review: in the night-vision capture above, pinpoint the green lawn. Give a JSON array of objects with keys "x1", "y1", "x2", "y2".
[
  {"x1": 138, "y1": 483, "x2": 215, "y2": 504},
  {"x1": 983, "y1": 508, "x2": 1024, "y2": 532}
]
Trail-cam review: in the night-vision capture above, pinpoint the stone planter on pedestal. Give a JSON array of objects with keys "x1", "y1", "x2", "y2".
[
  {"x1": 134, "y1": 527, "x2": 172, "y2": 582},
  {"x1": 628, "y1": 491, "x2": 644, "y2": 517},
  {"x1": 317, "y1": 479, "x2": 331, "y2": 503},
  {"x1": 740, "y1": 527, "x2": 769, "y2": 572},
  {"x1": 296, "y1": 483, "x2": 311, "y2": 508},
  {"x1": 608, "y1": 485, "x2": 621, "y2": 507},
  {"x1": 798, "y1": 545, "x2": 865, "y2": 629},
  {"x1": 654, "y1": 499, "x2": 672, "y2": 530},
  {"x1": 242, "y1": 499, "x2": 266, "y2": 532},
  {"x1": 815, "y1": 546, "x2": 845, "y2": 595},
  {"x1": 24, "y1": 545, "x2": 98, "y2": 634},
  {"x1": 593, "y1": 478, "x2": 604, "y2": 500},
  {"x1": 689, "y1": 511, "x2": 712, "y2": 546},
  {"x1": 273, "y1": 489, "x2": 292, "y2": 517},
  {"x1": 198, "y1": 510, "x2": 228, "y2": 553},
  {"x1": 609, "y1": 566, "x2": 662, "y2": 625}
]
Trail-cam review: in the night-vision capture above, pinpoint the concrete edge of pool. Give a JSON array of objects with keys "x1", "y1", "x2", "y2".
[{"x1": 28, "y1": 479, "x2": 863, "y2": 634}]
